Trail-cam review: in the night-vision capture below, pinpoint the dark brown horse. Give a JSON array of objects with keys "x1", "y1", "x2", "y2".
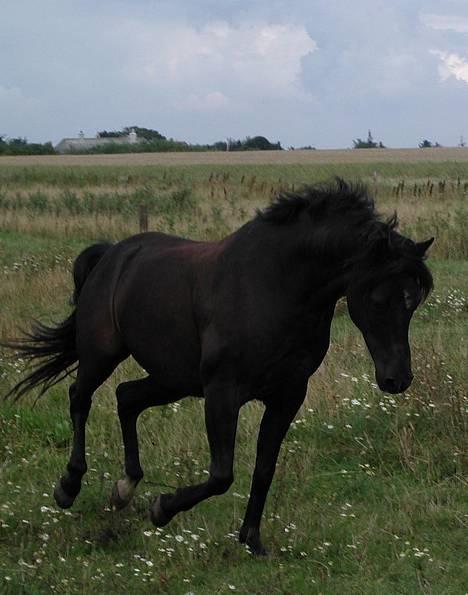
[{"x1": 4, "y1": 180, "x2": 433, "y2": 555}]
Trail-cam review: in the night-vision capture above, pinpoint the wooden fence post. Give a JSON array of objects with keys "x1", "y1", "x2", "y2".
[{"x1": 139, "y1": 205, "x2": 148, "y2": 233}]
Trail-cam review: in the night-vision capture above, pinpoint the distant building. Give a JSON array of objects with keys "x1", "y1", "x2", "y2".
[{"x1": 55, "y1": 129, "x2": 139, "y2": 154}]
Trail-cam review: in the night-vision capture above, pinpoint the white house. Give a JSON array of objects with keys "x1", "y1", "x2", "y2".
[{"x1": 55, "y1": 130, "x2": 139, "y2": 154}]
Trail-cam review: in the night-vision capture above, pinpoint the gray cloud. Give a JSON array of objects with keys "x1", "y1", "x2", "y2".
[{"x1": 1, "y1": 0, "x2": 468, "y2": 148}]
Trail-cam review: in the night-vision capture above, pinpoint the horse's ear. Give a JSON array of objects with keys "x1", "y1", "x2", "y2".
[
  {"x1": 414, "y1": 237, "x2": 434, "y2": 258},
  {"x1": 387, "y1": 230, "x2": 398, "y2": 256}
]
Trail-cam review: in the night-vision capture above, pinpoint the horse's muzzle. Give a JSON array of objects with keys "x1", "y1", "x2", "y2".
[{"x1": 378, "y1": 373, "x2": 414, "y2": 394}]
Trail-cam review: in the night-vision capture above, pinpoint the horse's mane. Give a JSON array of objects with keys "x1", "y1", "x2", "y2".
[
  {"x1": 258, "y1": 178, "x2": 378, "y2": 226},
  {"x1": 257, "y1": 178, "x2": 433, "y2": 299},
  {"x1": 257, "y1": 178, "x2": 397, "y2": 249}
]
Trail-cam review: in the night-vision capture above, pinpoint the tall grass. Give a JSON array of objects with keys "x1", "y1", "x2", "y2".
[{"x1": 0, "y1": 162, "x2": 466, "y2": 256}]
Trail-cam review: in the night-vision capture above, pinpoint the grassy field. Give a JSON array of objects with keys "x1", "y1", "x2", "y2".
[{"x1": 0, "y1": 157, "x2": 466, "y2": 594}]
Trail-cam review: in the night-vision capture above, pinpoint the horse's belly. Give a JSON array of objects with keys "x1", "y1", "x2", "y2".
[{"x1": 118, "y1": 287, "x2": 202, "y2": 393}]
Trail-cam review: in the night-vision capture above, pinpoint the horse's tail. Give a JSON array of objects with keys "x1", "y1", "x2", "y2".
[
  {"x1": 71, "y1": 242, "x2": 111, "y2": 306},
  {"x1": 3, "y1": 242, "x2": 112, "y2": 401}
]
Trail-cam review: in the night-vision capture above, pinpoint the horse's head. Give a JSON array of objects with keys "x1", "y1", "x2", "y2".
[{"x1": 346, "y1": 234, "x2": 433, "y2": 394}]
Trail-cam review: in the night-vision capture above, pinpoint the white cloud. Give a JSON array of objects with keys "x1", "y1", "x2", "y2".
[
  {"x1": 422, "y1": 14, "x2": 468, "y2": 33},
  {"x1": 2, "y1": 1, "x2": 468, "y2": 147},
  {"x1": 177, "y1": 91, "x2": 230, "y2": 111},
  {"x1": 119, "y1": 21, "x2": 317, "y2": 104},
  {"x1": 374, "y1": 52, "x2": 422, "y2": 96},
  {"x1": 431, "y1": 50, "x2": 468, "y2": 82}
]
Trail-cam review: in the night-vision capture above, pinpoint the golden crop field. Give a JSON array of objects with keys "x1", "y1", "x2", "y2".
[{"x1": 2, "y1": 146, "x2": 468, "y2": 167}]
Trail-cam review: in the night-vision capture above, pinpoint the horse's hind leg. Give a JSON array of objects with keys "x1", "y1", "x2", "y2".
[
  {"x1": 54, "y1": 357, "x2": 119, "y2": 509},
  {"x1": 111, "y1": 376, "x2": 182, "y2": 510}
]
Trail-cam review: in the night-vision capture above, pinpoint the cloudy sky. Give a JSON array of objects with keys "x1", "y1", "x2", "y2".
[{"x1": 1, "y1": 0, "x2": 468, "y2": 148}]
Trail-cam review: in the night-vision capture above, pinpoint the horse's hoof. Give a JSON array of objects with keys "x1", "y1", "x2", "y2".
[
  {"x1": 110, "y1": 481, "x2": 131, "y2": 511},
  {"x1": 53, "y1": 480, "x2": 75, "y2": 509},
  {"x1": 243, "y1": 539, "x2": 268, "y2": 556},
  {"x1": 149, "y1": 495, "x2": 172, "y2": 527},
  {"x1": 239, "y1": 527, "x2": 268, "y2": 556},
  {"x1": 251, "y1": 543, "x2": 268, "y2": 557}
]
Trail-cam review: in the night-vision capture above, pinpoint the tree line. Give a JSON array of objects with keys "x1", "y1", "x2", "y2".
[
  {"x1": 0, "y1": 127, "x2": 460, "y2": 155},
  {"x1": 0, "y1": 136, "x2": 55, "y2": 156},
  {"x1": 0, "y1": 128, "x2": 283, "y2": 155},
  {"x1": 97, "y1": 128, "x2": 283, "y2": 153}
]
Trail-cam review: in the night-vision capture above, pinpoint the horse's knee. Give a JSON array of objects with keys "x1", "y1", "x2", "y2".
[{"x1": 210, "y1": 473, "x2": 234, "y2": 495}]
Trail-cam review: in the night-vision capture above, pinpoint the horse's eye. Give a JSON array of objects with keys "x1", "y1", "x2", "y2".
[{"x1": 403, "y1": 289, "x2": 413, "y2": 310}]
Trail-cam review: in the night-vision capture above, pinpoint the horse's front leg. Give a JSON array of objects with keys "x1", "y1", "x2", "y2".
[
  {"x1": 239, "y1": 382, "x2": 307, "y2": 555},
  {"x1": 150, "y1": 383, "x2": 240, "y2": 526}
]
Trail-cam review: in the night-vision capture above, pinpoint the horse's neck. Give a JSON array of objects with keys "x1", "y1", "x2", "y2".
[
  {"x1": 240, "y1": 216, "x2": 363, "y2": 303},
  {"x1": 296, "y1": 218, "x2": 367, "y2": 306},
  {"x1": 263, "y1": 221, "x2": 358, "y2": 306}
]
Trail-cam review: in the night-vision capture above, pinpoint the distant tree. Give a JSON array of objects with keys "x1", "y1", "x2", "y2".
[
  {"x1": 226, "y1": 138, "x2": 243, "y2": 151},
  {"x1": 419, "y1": 139, "x2": 442, "y2": 148},
  {"x1": 353, "y1": 130, "x2": 385, "y2": 149},
  {"x1": 0, "y1": 136, "x2": 55, "y2": 155},
  {"x1": 124, "y1": 126, "x2": 166, "y2": 141},
  {"x1": 212, "y1": 140, "x2": 229, "y2": 151},
  {"x1": 97, "y1": 127, "x2": 167, "y2": 141},
  {"x1": 419, "y1": 139, "x2": 433, "y2": 148},
  {"x1": 222, "y1": 136, "x2": 282, "y2": 151},
  {"x1": 8, "y1": 137, "x2": 28, "y2": 147},
  {"x1": 242, "y1": 135, "x2": 282, "y2": 150},
  {"x1": 12, "y1": 139, "x2": 55, "y2": 155},
  {"x1": 97, "y1": 130, "x2": 123, "y2": 138}
]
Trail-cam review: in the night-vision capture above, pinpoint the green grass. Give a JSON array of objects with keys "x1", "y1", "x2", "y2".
[
  {"x1": 0, "y1": 161, "x2": 466, "y2": 593},
  {"x1": 0, "y1": 161, "x2": 466, "y2": 257},
  {"x1": 0, "y1": 160, "x2": 467, "y2": 187}
]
